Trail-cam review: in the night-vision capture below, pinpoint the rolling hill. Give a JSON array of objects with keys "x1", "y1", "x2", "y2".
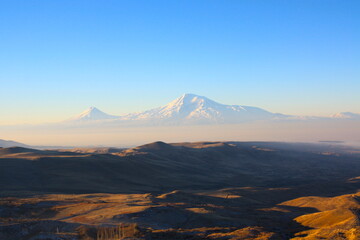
[{"x1": 1, "y1": 141, "x2": 360, "y2": 195}]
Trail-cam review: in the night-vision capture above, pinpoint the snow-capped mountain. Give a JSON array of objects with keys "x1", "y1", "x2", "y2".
[
  {"x1": 120, "y1": 93, "x2": 281, "y2": 125},
  {"x1": 65, "y1": 94, "x2": 359, "y2": 126},
  {"x1": 332, "y1": 112, "x2": 360, "y2": 119},
  {"x1": 67, "y1": 107, "x2": 119, "y2": 122}
]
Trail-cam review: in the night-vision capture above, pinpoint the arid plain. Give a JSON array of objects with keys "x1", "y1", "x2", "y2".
[{"x1": 1, "y1": 141, "x2": 360, "y2": 239}]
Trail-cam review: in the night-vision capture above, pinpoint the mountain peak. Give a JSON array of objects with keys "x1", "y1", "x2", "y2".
[
  {"x1": 121, "y1": 94, "x2": 274, "y2": 124},
  {"x1": 181, "y1": 93, "x2": 200, "y2": 98},
  {"x1": 169, "y1": 93, "x2": 214, "y2": 109},
  {"x1": 68, "y1": 107, "x2": 119, "y2": 121},
  {"x1": 178, "y1": 93, "x2": 208, "y2": 101},
  {"x1": 82, "y1": 106, "x2": 100, "y2": 114},
  {"x1": 79, "y1": 106, "x2": 103, "y2": 115}
]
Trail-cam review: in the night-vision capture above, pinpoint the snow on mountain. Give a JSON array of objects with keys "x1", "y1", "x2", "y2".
[
  {"x1": 332, "y1": 112, "x2": 360, "y2": 119},
  {"x1": 120, "y1": 93, "x2": 279, "y2": 125},
  {"x1": 67, "y1": 107, "x2": 119, "y2": 122},
  {"x1": 66, "y1": 94, "x2": 357, "y2": 126}
]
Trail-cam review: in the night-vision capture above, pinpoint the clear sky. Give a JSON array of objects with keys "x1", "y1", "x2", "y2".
[{"x1": 0, "y1": 0, "x2": 359, "y2": 124}]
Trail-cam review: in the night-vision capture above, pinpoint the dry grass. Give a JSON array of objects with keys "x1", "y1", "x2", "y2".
[{"x1": 280, "y1": 192, "x2": 360, "y2": 239}]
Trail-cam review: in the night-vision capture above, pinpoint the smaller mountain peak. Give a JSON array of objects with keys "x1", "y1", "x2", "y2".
[
  {"x1": 80, "y1": 106, "x2": 101, "y2": 115},
  {"x1": 87, "y1": 106, "x2": 99, "y2": 111},
  {"x1": 67, "y1": 106, "x2": 119, "y2": 121}
]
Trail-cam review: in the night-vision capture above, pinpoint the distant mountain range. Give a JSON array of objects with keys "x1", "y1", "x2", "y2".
[
  {"x1": 65, "y1": 94, "x2": 359, "y2": 126},
  {"x1": 119, "y1": 93, "x2": 285, "y2": 125},
  {"x1": 332, "y1": 112, "x2": 360, "y2": 119}
]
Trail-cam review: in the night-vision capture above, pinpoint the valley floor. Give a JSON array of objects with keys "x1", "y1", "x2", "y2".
[
  {"x1": 1, "y1": 141, "x2": 360, "y2": 239},
  {"x1": 1, "y1": 188, "x2": 360, "y2": 239}
]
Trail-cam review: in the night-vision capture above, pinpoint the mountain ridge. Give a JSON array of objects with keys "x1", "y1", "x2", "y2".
[
  {"x1": 119, "y1": 93, "x2": 279, "y2": 124},
  {"x1": 332, "y1": 112, "x2": 360, "y2": 119},
  {"x1": 64, "y1": 94, "x2": 360, "y2": 125},
  {"x1": 0, "y1": 139, "x2": 29, "y2": 148}
]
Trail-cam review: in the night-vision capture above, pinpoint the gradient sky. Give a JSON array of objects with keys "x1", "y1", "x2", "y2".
[{"x1": 1, "y1": 0, "x2": 359, "y2": 124}]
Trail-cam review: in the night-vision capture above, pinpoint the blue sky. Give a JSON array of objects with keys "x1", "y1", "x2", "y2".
[{"x1": 0, "y1": 0, "x2": 359, "y2": 124}]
